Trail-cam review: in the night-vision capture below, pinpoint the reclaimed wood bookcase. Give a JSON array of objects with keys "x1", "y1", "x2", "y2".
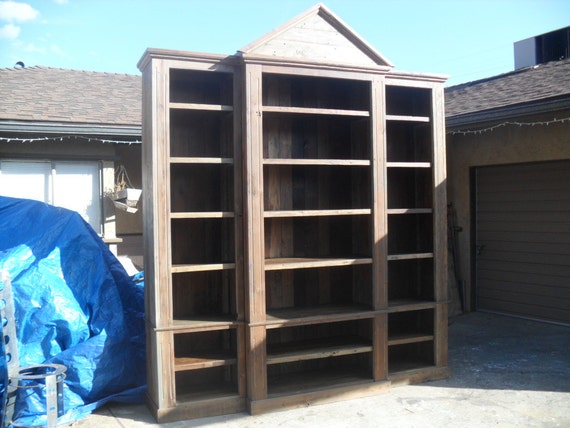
[
  {"x1": 139, "y1": 54, "x2": 246, "y2": 422},
  {"x1": 139, "y1": 4, "x2": 448, "y2": 423}
]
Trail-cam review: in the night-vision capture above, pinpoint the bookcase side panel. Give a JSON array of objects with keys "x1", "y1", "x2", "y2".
[
  {"x1": 142, "y1": 58, "x2": 172, "y2": 328},
  {"x1": 432, "y1": 84, "x2": 448, "y2": 304}
]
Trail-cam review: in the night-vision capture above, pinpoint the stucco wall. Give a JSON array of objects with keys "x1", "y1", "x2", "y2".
[
  {"x1": 446, "y1": 109, "x2": 570, "y2": 311},
  {"x1": 0, "y1": 138, "x2": 116, "y2": 158}
]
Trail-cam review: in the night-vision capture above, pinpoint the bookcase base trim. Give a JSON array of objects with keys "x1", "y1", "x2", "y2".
[
  {"x1": 247, "y1": 380, "x2": 391, "y2": 415},
  {"x1": 389, "y1": 366, "x2": 450, "y2": 387},
  {"x1": 148, "y1": 394, "x2": 246, "y2": 423},
  {"x1": 145, "y1": 367, "x2": 450, "y2": 423}
]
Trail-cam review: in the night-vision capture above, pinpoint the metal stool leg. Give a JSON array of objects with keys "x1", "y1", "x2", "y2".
[
  {"x1": 1, "y1": 272, "x2": 67, "y2": 427},
  {"x1": 0, "y1": 271, "x2": 18, "y2": 428},
  {"x1": 17, "y1": 364, "x2": 67, "y2": 428}
]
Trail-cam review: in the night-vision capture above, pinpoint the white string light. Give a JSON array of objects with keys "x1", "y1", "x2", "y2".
[
  {"x1": 447, "y1": 116, "x2": 570, "y2": 135},
  {"x1": 3, "y1": 117, "x2": 568, "y2": 141},
  {"x1": 0, "y1": 135, "x2": 141, "y2": 144}
]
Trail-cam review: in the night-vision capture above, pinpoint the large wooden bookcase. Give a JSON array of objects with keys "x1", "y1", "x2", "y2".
[{"x1": 139, "y1": 4, "x2": 448, "y2": 423}]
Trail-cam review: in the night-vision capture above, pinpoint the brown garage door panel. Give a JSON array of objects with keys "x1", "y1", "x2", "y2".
[
  {"x1": 478, "y1": 189, "x2": 570, "y2": 204},
  {"x1": 477, "y1": 298, "x2": 570, "y2": 324},
  {"x1": 479, "y1": 287, "x2": 570, "y2": 311},
  {"x1": 478, "y1": 248, "x2": 570, "y2": 265},
  {"x1": 477, "y1": 230, "x2": 570, "y2": 244},
  {"x1": 476, "y1": 161, "x2": 570, "y2": 324},
  {"x1": 478, "y1": 210, "x2": 570, "y2": 223},
  {"x1": 479, "y1": 240, "x2": 570, "y2": 256},
  {"x1": 479, "y1": 281, "x2": 570, "y2": 302},
  {"x1": 478, "y1": 200, "x2": 570, "y2": 212},
  {"x1": 478, "y1": 268, "x2": 570, "y2": 289},
  {"x1": 478, "y1": 259, "x2": 570, "y2": 278}
]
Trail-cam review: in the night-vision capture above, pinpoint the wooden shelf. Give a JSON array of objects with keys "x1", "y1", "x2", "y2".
[
  {"x1": 387, "y1": 253, "x2": 433, "y2": 261},
  {"x1": 170, "y1": 102, "x2": 233, "y2": 112},
  {"x1": 154, "y1": 318, "x2": 240, "y2": 333},
  {"x1": 175, "y1": 386, "x2": 240, "y2": 404},
  {"x1": 388, "y1": 299, "x2": 436, "y2": 313},
  {"x1": 266, "y1": 367, "x2": 373, "y2": 397},
  {"x1": 264, "y1": 305, "x2": 374, "y2": 328},
  {"x1": 388, "y1": 334, "x2": 434, "y2": 346},
  {"x1": 388, "y1": 362, "x2": 436, "y2": 376},
  {"x1": 170, "y1": 212, "x2": 235, "y2": 219},
  {"x1": 386, "y1": 162, "x2": 431, "y2": 168},
  {"x1": 251, "y1": 373, "x2": 389, "y2": 415},
  {"x1": 263, "y1": 105, "x2": 369, "y2": 117},
  {"x1": 170, "y1": 157, "x2": 234, "y2": 164},
  {"x1": 263, "y1": 159, "x2": 370, "y2": 166},
  {"x1": 267, "y1": 337, "x2": 372, "y2": 365},
  {"x1": 265, "y1": 209, "x2": 371, "y2": 218},
  {"x1": 265, "y1": 257, "x2": 372, "y2": 271},
  {"x1": 175, "y1": 355, "x2": 237, "y2": 371},
  {"x1": 171, "y1": 263, "x2": 236, "y2": 273},
  {"x1": 386, "y1": 114, "x2": 430, "y2": 122},
  {"x1": 388, "y1": 367, "x2": 450, "y2": 386},
  {"x1": 387, "y1": 208, "x2": 432, "y2": 215}
]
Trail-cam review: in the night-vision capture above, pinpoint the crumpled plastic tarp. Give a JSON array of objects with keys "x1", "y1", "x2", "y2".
[
  {"x1": 0, "y1": 196, "x2": 145, "y2": 427},
  {"x1": 0, "y1": 316, "x2": 8, "y2": 427}
]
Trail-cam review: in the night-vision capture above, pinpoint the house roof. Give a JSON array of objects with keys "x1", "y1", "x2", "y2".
[
  {"x1": 445, "y1": 58, "x2": 570, "y2": 126},
  {"x1": 238, "y1": 3, "x2": 393, "y2": 71},
  {"x1": 0, "y1": 66, "x2": 141, "y2": 136}
]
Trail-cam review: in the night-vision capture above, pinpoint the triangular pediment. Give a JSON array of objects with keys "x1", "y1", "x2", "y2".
[{"x1": 238, "y1": 3, "x2": 393, "y2": 69}]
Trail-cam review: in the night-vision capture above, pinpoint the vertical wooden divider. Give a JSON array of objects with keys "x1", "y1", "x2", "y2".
[
  {"x1": 233, "y1": 66, "x2": 247, "y2": 398},
  {"x1": 371, "y1": 76, "x2": 388, "y2": 381},
  {"x1": 243, "y1": 63, "x2": 268, "y2": 402},
  {"x1": 435, "y1": 303, "x2": 448, "y2": 368}
]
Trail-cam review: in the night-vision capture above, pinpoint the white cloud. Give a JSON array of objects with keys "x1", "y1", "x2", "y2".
[
  {"x1": 50, "y1": 44, "x2": 65, "y2": 56},
  {"x1": 53, "y1": 0, "x2": 68, "y2": 4},
  {"x1": 0, "y1": 22, "x2": 19, "y2": 38},
  {"x1": 0, "y1": 1, "x2": 39, "y2": 22},
  {"x1": 20, "y1": 41, "x2": 46, "y2": 54}
]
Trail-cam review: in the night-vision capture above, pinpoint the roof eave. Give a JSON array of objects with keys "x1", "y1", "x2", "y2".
[
  {"x1": 0, "y1": 120, "x2": 141, "y2": 138},
  {"x1": 446, "y1": 97, "x2": 570, "y2": 129}
]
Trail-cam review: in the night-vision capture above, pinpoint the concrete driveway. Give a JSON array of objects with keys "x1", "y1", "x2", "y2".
[{"x1": 74, "y1": 312, "x2": 570, "y2": 427}]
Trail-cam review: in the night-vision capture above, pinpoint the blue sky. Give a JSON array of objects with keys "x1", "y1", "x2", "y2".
[{"x1": 0, "y1": 0, "x2": 568, "y2": 86}]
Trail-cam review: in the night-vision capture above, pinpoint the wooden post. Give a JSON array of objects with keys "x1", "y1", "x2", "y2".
[{"x1": 243, "y1": 63, "x2": 268, "y2": 402}]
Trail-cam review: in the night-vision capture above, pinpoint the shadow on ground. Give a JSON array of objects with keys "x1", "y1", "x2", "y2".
[{"x1": 433, "y1": 312, "x2": 570, "y2": 393}]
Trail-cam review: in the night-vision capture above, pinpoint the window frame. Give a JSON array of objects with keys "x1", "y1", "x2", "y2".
[{"x1": 0, "y1": 159, "x2": 104, "y2": 234}]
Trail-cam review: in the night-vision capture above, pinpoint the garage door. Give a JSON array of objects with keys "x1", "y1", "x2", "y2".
[{"x1": 475, "y1": 161, "x2": 570, "y2": 325}]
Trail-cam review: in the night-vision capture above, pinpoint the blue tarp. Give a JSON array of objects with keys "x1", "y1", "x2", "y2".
[
  {"x1": 0, "y1": 196, "x2": 145, "y2": 427},
  {"x1": 0, "y1": 313, "x2": 7, "y2": 427}
]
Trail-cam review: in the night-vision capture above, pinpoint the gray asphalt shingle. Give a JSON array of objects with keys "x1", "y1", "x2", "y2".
[
  {"x1": 0, "y1": 66, "x2": 141, "y2": 126},
  {"x1": 3, "y1": 60, "x2": 569, "y2": 128},
  {"x1": 445, "y1": 58, "x2": 570, "y2": 118}
]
